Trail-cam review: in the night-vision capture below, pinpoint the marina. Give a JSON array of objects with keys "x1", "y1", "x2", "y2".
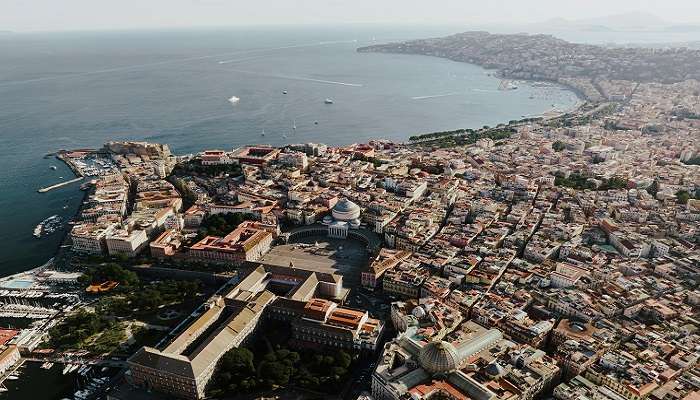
[{"x1": 33, "y1": 215, "x2": 63, "y2": 238}]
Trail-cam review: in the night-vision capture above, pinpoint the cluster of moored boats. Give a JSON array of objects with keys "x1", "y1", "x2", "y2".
[{"x1": 33, "y1": 215, "x2": 62, "y2": 238}]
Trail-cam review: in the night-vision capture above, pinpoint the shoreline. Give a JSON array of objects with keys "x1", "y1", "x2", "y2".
[{"x1": 0, "y1": 55, "x2": 585, "y2": 281}]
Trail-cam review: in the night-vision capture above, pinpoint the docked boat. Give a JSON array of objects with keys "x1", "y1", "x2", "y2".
[
  {"x1": 34, "y1": 215, "x2": 62, "y2": 238},
  {"x1": 498, "y1": 80, "x2": 518, "y2": 91},
  {"x1": 324, "y1": 98, "x2": 334, "y2": 104}
]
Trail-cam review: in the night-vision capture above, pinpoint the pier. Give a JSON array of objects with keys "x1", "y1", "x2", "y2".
[{"x1": 37, "y1": 177, "x2": 83, "y2": 193}]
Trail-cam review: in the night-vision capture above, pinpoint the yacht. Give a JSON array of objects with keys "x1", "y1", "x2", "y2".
[
  {"x1": 282, "y1": 90, "x2": 288, "y2": 94},
  {"x1": 324, "y1": 98, "x2": 334, "y2": 104}
]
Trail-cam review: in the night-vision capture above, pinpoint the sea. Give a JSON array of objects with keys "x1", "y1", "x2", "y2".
[{"x1": 0, "y1": 25, "x2": 583, "y2": 279}]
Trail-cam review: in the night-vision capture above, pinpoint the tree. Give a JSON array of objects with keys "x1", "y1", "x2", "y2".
[
  {"x1": 226, "y1": 348, "x2": 255, "y2": 372},
  {"x1": 552, "y1": 140, "x2": 566, "y2": 152},
  {"x1": 79, "y1": 263, "x2": 139, "y2": 288},
  {"x1": 676, "y1": 190, "x2": 690, "y2": 205},
  {"x1": 646, "y1": 180, "x2": 659, "y2": 198}
]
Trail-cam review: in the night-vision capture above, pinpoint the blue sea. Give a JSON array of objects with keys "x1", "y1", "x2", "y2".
[{"x1": 0, "y1": 25, "x2": 580, "y2": 278}]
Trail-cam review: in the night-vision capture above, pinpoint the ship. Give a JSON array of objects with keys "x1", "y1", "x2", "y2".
[{"x1": 324, "y1": 98, "x2": 334, "y2": 104}]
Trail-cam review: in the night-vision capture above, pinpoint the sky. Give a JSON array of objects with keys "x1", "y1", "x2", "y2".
[{"x1": 2, "y1": 0, "x2": 700, "y2": 32}]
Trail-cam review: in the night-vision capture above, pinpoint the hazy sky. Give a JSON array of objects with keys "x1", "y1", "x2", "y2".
[{"x1": 2, "y1": 0, "x2": 700, "y2": 32}]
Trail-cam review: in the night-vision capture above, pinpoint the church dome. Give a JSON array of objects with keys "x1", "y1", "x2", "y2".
[
  {"x1": 419, "y1": 340, "x2": 460, "y2": 374},
  {"x1": 332, "y1": 198, "x2": 361, "y2": 221}
]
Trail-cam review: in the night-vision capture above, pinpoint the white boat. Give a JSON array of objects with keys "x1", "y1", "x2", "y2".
[
  {"x1": 292, "y1": 120, "x2": 296, "y2": 130},
  {"x1": 324, "y1": 98, "x2": 334, "y2": 104},
  {"x1": 282, "y1": 90, "x2": 288, "y2": 94},
  {"x1": 62, "y1": 364, "x2": 72, "y2": 375},
  {"x1": 69, "y1": 364, "x2": 80, "y2": 373},
  {"x1": 50, "y1": 166, "x2": 57, "y2": 170},
  {"x1": 228, "y1": 96, "x2": 240, "y2": 104}
]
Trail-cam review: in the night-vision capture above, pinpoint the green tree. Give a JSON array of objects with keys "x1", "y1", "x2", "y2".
[
  {"x1": 676, "y1": 190, "x2": 690, "y2": 204},
  {"x1": 552, "y1": 140, "x2": 566, "y2": 152}
]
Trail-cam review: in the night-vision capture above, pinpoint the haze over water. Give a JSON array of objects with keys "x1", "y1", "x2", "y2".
[{"x1": 0, "y1": 26, "x2": 580, "y2": 277}]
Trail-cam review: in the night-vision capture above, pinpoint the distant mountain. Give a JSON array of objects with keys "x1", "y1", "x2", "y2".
[
  {"x1": 576, "y1": 12, "x2": 668, "y2": 30},
  {"x1": 536, "y1": 12, "x2": 670, "y2": 32}
]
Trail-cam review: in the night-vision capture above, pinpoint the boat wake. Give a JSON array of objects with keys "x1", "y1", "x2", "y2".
[
  {"x1": 472, "y1": 88, "x2": 500, "y2": 93},
  {"x1": 227, "y1": 69, "x2": 363, "y2": 87},
  {"x1": 0, "y1": 40, "x2": 360, "y2": 88},
  {"x1": 411, "y1": 92, "x2": 459, "y2": 100}
]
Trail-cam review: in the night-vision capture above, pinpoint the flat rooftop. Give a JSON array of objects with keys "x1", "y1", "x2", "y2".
[{"x1": 259, "y1": 237, "x2": 369, "y2": 288}]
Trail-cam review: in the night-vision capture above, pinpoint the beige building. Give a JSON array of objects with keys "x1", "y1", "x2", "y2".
[
  {"x1": 106, "y1": 228, "x2": 149, "y2": 257},
  {"x1": 128, "y1": 268, "x2": 275, "y2": 400}
]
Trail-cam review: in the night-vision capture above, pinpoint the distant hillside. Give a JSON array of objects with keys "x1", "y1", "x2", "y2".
[
  {"x1": 577, "y1": 12, "x2": 667, "y2": 30},
  {"x1": 357, "y1": 31, "x2": 700, "y2": 86}
]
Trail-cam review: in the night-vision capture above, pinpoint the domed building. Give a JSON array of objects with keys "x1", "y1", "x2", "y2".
[
  {"x1": 332, "y1": 198, "x2": 361, "y2": 222},
  {"x1": 327, "y1": 198, "x2": 362, "y2": 239},
  {"x1": 371, "y1": 322, "x2": 514, "y2": 400},
  {"x1": 419, "y1": 341, "x2": 460, "y2": 374}
]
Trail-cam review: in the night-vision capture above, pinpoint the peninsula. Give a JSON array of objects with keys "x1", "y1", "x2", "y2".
[{"x1": 358, "y1": 31, "x2": 700, "y2": 101}]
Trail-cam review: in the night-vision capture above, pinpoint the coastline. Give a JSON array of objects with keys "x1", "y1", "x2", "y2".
[
  {"x1": 5, "y1": 84, "x2": 581, "y2": 281},
  {"x1": 360, "y1": 47, "x2": 592, "y2": 105}
]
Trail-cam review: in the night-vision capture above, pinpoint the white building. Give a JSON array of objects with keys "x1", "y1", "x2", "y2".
[
  {"x1": 106, "y1": 229, "x2": 149, "y2": 257},
  {"x1": 70, "y1": 222, "x2": 116, "y2": 255}
]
